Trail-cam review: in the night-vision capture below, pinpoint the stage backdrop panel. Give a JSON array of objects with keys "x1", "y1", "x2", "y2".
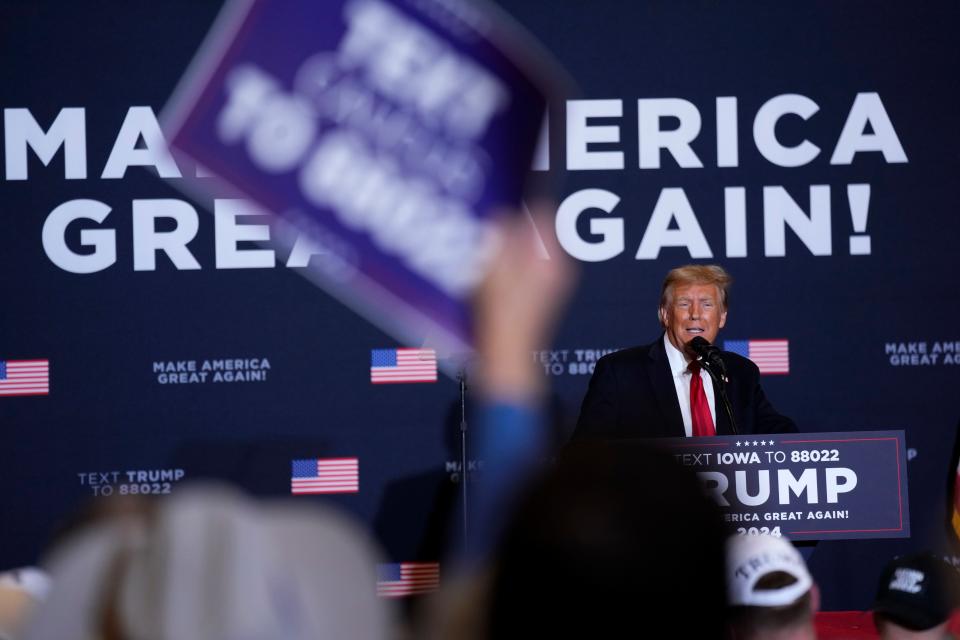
[{"x1": 1, "y1": 0, "x2": 959, "y2": 610}]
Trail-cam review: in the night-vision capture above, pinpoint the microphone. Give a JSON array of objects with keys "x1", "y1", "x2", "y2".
[
  {"x1": 688, "y1": 336, "x2": 728, "y2": 382},
  {"x1": 688, "y1": 336, "x2": 737, "y2": 435}
]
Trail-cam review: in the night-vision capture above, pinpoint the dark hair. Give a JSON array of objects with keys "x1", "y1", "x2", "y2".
[{"x1": 486, "y1": 441, "x2": 727, "y2": 639}]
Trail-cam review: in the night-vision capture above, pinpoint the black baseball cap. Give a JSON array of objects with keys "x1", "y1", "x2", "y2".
[{"x1": 873, "y1": 553, "x2": 957, "y2": 631}]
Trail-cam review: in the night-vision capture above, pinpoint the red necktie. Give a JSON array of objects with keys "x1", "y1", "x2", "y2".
[{"x1": 688, "y1": 362, "x2": 716, "y2": 436}]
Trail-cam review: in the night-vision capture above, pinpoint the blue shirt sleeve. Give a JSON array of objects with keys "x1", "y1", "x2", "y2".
[{"x1": 462, "y1": 400, "x2": 546, "y2": 563}]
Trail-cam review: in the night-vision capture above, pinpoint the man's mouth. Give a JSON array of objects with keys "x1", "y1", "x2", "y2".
[{"x1": 685, "y1": 327, "x2": 704, "y2": 334}]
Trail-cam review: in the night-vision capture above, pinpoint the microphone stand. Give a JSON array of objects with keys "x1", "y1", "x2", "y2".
[{"x1": 699, "y1": 358, "x2": 739, "y2": 435}]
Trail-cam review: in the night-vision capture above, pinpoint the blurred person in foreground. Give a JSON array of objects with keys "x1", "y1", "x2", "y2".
[
  {"x1": 480, "y1": 441, "x2": 728, "y2": 638},
  {"x1": 726, "y1": 534, "x2": 818, "y2": 640},
  {"x1": 422, "y1": 210, "x2": 728, "y2": 639},
  {"x1": 873, "y1": 553, "x2": 959, "y2": 640},
  {"x1": 0, "y1": 568, "x2": 50, "y2": 640},
  {"x1": 17, "y1": 207, "x2": 571, "y2": 640},
  {"x1": 20, "y1": 486, "x2": 392, "y2": 640}
]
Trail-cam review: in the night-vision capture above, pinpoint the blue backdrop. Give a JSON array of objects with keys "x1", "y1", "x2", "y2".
[{"x1": 1, "y1": 0, "x2": 958, "y2": 610}]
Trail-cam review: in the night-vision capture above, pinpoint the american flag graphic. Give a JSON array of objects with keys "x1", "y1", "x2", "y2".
[
  {"x1": 376, "y1": 562, "x2": 440, "y2": 597},
  {"x1": 724, "y1": 339, "x2": 790, "y2": 375},
  {"x1": 0, "y1": 360, "x2": 49, "y2": 396},
  {"x1": 370, "y1": 348, "x2": 437, "y2": 384},
  {"x1": 290, "y1": 458, "x2": 359, "y2": 494}
]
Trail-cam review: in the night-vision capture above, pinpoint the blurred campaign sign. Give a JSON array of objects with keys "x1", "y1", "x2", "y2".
[
  {"x1": 163, "y1": 0, "x2": 556, "y2": 372},
  {"x1": 656, "y1": 431, "x2": 910, "y2": 541}
]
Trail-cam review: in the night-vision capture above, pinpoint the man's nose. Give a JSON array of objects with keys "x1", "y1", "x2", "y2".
[{"x1": 689, "y1": 304, "x2": 701, "y2": 318}]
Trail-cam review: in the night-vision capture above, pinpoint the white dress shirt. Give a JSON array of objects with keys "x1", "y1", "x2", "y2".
[{"x1": 663, "y1": 334, "x2": 717, "y2": 437}]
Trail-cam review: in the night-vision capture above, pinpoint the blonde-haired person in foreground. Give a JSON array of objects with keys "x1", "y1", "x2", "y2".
[{"x1": 19, "y1": 486, "x2": 393, "y2": 640}]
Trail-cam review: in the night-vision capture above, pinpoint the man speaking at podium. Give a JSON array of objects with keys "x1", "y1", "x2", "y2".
[{"x1": 573, "y1": 264, "x2": 796, "y2": 440}]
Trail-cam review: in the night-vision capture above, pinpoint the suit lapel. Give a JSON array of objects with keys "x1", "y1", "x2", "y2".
[
  {"x1": 647, "y1": 337, "x2": 685, "y2": 437},
  {"x1": 712, "y1": 359, "x2": 745, "y2": 435},
  {"x1": 712, "y1": 376, "x2": 732, "y2": 435}
]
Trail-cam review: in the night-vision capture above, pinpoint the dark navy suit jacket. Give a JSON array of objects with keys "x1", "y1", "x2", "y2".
[{"x1": 573, "y1": 336, "x2": 797, "y2": 439}]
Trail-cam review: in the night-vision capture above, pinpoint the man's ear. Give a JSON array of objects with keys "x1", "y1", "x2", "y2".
[
  {"x1": 719, "y1": 309, "x2": 728, "y2": 329},
  {"x1": 658, "y1": 307, "x2": 667, "y2": 328}
]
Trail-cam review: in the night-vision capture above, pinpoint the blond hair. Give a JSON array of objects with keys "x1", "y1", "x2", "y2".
[{"x1": 658, "y1": 264, "x2": 732, "y2": 322}]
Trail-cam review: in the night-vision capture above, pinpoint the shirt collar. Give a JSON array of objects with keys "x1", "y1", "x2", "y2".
[{"x1": 663, "y1": 333, "x2": 693, "y2": 377}]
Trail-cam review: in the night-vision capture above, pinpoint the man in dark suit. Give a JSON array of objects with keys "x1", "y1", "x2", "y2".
[{"x1": 573, "y1": 264, "x2": 796, "y2": 439}]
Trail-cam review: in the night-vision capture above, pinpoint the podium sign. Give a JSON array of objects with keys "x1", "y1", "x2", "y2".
[{"x1": 658, "y1": 431, "x2": 910, "y2": 541}]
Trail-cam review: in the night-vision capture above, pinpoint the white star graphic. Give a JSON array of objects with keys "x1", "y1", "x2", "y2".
[
  {"x1": 753, "y1": 440, "x2": 759, "y2": 446},
  {"x1": 735, "y1": 441, "x2": 742, "y2": 447}
]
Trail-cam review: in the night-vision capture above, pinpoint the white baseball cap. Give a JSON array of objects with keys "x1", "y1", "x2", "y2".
[{"x1": 726, "y1": 534, "x2": 813, "y2": 608}]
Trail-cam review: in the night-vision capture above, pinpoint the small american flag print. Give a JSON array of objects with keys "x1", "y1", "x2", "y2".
[
  {"x1": 724, "y1": 339, "x2": 790, "y2": 375},
  {"x1": 290, "y1": 458, "x2": 359, "y2": 494},
  {"x1": 376, "y1": 562, "x2": 440, "y2": 597},
  {"x1": 0, "y1": 360, "x2": 49, "y2": 396},
  {"x1": 370, "y1": 348, "x2": 437, "y2": 384}
]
